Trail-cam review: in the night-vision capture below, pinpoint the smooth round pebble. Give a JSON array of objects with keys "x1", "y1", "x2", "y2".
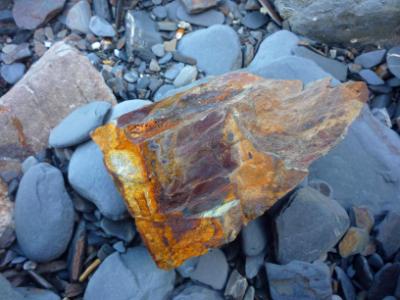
[
  {"x1": 173, "y1": 65, "x2": 198, "y2": 87},
  {"x1": 178, "y1": 25, "x2": 242, "y2": 75},
  {"x1": 242, "y1": 11, "x2": 269, "y2": 29},
  {"x1": 84, "y1": 246, "x2": 175, "y2": 300},
  {"x1": 15, "y1": 163, "x2": 74, "y2": 262},
  {"x1": 1, "y1": 63, "x2": 25, "y2": 84},
  {"x1": 107, "y1": 99, "x2": 152, "y2": 121},
  {"x1": 359, "y1": 69, "x2": 385, "y2": 85},
  {"x1": 68, "y1": 141, "x2": 127, "y2": 220},
  {"x1": 49, "y1": 101, "x2": 111, "y2": 148}
]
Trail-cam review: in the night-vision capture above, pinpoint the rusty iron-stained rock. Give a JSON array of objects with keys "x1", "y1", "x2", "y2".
[{"x1": 92, "y1": 72, "x2": 368, "y2": 269}]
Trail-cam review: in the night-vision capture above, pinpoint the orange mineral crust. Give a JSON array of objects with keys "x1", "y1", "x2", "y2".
[{"x1": 92, "y1": 72, "x2": 368, "y2": 269}]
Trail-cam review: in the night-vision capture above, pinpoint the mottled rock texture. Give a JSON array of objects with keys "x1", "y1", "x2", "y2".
[
  {"x1": 0, "y1": 42, "x2": 116, "y2": 176},
  {"x1": 92, "y1": 72, "x2": 367, "y2": 269}
]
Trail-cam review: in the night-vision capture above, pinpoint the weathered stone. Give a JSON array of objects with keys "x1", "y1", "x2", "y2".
[
  {"x1": 368, "y1": 263, "x2": 400, "y2": 300},
  {"x1": 181, "y1": 0, "x2": 219, "y2": 13},
  {"x1": 266, "y1": 261, "x2": 332, "y2": 300},
  {"x1": 0, "y1": 42, "x2": 116, "y2": 175},
  {"x1": 274, "y1": 0, "x2": 400, "y2": 47},
  {"x1": 224, "y1": 270, "x2": 248, "y2": 299},
  {"x1": 12, "y1": 0, "x2": 66, "y2": 30},
  {"x1": 338, "y1": 227, "x2": 369, "y2": 258},
  {"x1": 92, "y1": 72, "x2": 367, "y2": 269},
  {"x1": 309, "y1": 106, "x2": 400, "y2": 216},
  {"x1": 0, "y1": 178, "x2": 14, "y2": 249},
  {"x1": 275, "y1": 187, "x2": 350, "y2": 263}
]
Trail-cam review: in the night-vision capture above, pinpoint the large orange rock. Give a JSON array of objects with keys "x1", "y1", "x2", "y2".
[{"x1": 92, "y1": 72, "x2": 368, "y2": 269}]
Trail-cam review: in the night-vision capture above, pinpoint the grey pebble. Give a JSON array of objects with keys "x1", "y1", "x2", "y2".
[
  {"x1": 387, "y1": 46, "x2": 400, "y2": 78},
  {"x1": 152, "y1": 6, "x2": 168, "y2": 19},
  {"x1": 274, "y1": 187, "x2": 349, "y2": 264},
  {"x1": 241, "y1": 217, "x2": 267, "y2": 257},
  {"x1": 1, "y1": 63, "x2": 25, "y2": 84},
  {"x1": 15, "y1": 163, "x2": 74, "y2": 262},
  {"x1": 266, "y1": 261, "x2": 332, "y2": 300},
  {"x1": 242, "y1": 11, "x2": 269, "y2": 29},
  {"x1": 89, "y1": 16, "x2": 115, "y2": 37},
  {"x1": 84, "y1": 246, "x2": 175, "y2": 300},
  {"x1": 359, "y1": 69, "x2": 384, "y2": 85},
  {"x1": 48, "y1": 101, "x2": 111, "y2": 148},
  {"x1": 178, "y1": 25, "x2": 241, "y2": 75},
  {"x1": 100, "y1": 218, "x2": 136, "y2": 243},
  {"x1": 176, "y1": 7, "x2": 224, "y2": 27},
  {"x1": 66, "y1": 0, "x2": 91, "y2": 34},
  {"x1": 165, "y1": 63, "x2": 184, "y2": 81},
  {"x1": 173, "y1": 65, "x2": 198, "y2": 87},
  {"x1": 68, "y1": 141, "x2": 128, "y2": 220},
  {"x1": 151, "y1": 43, "x2": 165, "y2": 57},
  {"x1": 355, "y1": 49, "x2": 387, "y2": 69}
]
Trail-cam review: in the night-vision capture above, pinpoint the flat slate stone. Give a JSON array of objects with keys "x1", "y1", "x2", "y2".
[
  {"x1": 68, "y1": 141, "x2": 127, "y2": 220},
  {"x1": 241, "y1": 217, "x2": 267, "y2": 257},
  {"x1": 250, "y1": 55, "x2": 339, "y2": 85},
  {"x1": 178, "y1": 25, "x2": 241, "y2": 75},
  {"x1": 89, "y1": 16, "x2": 115, "y2": 37},
  {"x1": 187, "y1": 249, "x2": 229, "y2": 290},
  {"x1": 125, "y1": 11, "x2": 162, "y2": 58},
  {"x1": 275, "y1": 187, "x2": 349, "y2": 264},
  {"x1": 309, "y1": 107, "x2": 400, "y2": 216},
  {"x1": 49, "y1": 101, "x2": 111, "y2": 148},
  {"x1": 176, "y1": 6, "x2": 224, "y2": 27},
  {"x1": 266, "y1": 261, "x2": 332, "y2": 300},
  {"x1": 359, "y1": 69, "x2": 384, "y2": 85},
  {"x1": 15, "y1": 163, "x2": 74, "y2": 262},
  {"x1": 274, "y1": 0, "x2": 400, "y2": 47},
  {"x1": 355, "y1": 49, "x2": 387, "y2": 69},
  {"x1": 66, "y1": 0, "x2": 91, "y2": 34},
  {"x1": 84, "y1": 246, "x2": 176, "y2": 300},
  {"x1": 12, "y1": 0, "x2": 66, "y2": 30},
  {"x1": 248, "y1": 30, "x2": 299, "y2": 71},
  {"x1": 293, "y1": 46, "x2": 347, "y2": 81},
  {"x1": 242, "y1": 11, "x2": 269, "y2": 29}
]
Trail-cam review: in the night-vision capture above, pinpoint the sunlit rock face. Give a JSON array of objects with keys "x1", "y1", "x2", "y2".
[{"x1": 92, "y1": 72, "x2": 367, "y2": 269}]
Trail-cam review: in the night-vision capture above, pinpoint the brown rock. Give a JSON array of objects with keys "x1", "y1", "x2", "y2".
[
  {"x1": 181, "y1": 0, "x2": 220, "y2": 13},
  {"x1": 351, "y1": 206, "x2": 374, "y2": 233},
  {"x1": 92, "y1": 72, "x2": 367, "y2": 269},
  {"x1": 0, "y1": 42, "x2": 116, "y2": 176},
  {"x1": 339, "y1": 227, "x2": 370, "y2": 258},
  {"x1": 12, "y1": 0, "x2": 66, "y2": 30},
  {"x1": 0, "y1": 178, "x2": 15, "y2": 249}
]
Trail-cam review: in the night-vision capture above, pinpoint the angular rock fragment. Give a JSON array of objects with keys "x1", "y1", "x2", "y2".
[
  {"x1": 0, "y1": 42, "x2": 115, "y2": 176},
  {"x1": 92, "y1": 72, "x2": 367, "y2": 269}
]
